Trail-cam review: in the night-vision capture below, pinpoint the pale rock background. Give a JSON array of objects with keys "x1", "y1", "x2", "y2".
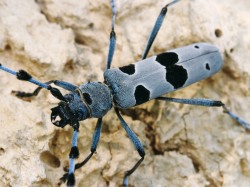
[{"x1": 0, "y1": 0, "x2": 250, "y2": 187}]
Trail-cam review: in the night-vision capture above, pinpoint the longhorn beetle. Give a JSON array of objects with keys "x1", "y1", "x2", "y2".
[{"x1": 0, "y1": 0, "x2": 249, "y2": 186}]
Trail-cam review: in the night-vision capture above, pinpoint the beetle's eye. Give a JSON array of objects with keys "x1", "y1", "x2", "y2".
[{"x1": 64, "y1": 94, "x2": 74, "y2": 102}]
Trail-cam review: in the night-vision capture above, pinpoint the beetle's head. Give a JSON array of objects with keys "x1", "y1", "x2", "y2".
[{"x1": 50, "y1": 91, "x2": 90, "y2": 129}]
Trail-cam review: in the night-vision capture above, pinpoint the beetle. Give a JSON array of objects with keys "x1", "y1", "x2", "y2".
[{"x1": 0, "y1": 0, "x2": 249, "y2": 186}]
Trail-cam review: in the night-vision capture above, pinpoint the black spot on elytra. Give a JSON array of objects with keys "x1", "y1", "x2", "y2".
[
  {"x1": 156, "y1": 52, "x2": 179, "y2": 66},
  {"x1": 119, "y1": 64, "x2": 135, "y2": 75},
  {"x1": 83, "y1": 93, "x2": 92, "y2": 105},
  {"x1": 166, "y1": 66, "x2": 188, "y2": 89},
  {"x1": 206, "y1": 63, "x2": 210, "y2": 70},
  {"x1": 134, "y1": 85, "x2": 150, "y2": 105},
  {"x1": 156, "y1": 52, "x2": 187, "y2": 89}
]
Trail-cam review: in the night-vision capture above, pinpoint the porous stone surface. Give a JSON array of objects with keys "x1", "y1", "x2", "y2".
[{"x1": 0, "y1": 0, "x2": 250, "y2": 187}]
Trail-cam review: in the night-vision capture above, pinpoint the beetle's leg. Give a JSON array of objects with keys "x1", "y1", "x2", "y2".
[
  {"x1": 142, "y1": 0, "x2": 181, "y2": 59},
  {"x1": 75, "y1": 118, "x2": 102, "y2": 169},
  {"x1": 157, "y1": 97, "x2": 223, "y2": 106},
  {"x1": 0, "y1": 64, "x2": 67, "y2": 101},
  {"x1": 106, "y1": 0, "x2": 117, "y2": 69},
  {"x1": 115, "y1": 108, "x2": 145, "y2": 187},
  {"x1": 68, "y1": 130, "x2": 79, "y2": 187},
  {"x1": 157, "y1": 97, "x2": 250, "y2": 130},
  {"x1": 60, "y1": 124, "x2": 80, "y2": 187},
  {"x1": 60, "y1": 118, "x2": 103, "y2": 185},
  {"x1": 12, "y1": 80, "x2": 77, "y2": 98}
]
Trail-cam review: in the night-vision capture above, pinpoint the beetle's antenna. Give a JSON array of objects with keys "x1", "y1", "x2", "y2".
[
  {"x1": 0, "y1": 64, "x2": 49, "y2": 89},
  {"x1": 0, "y1": 64, "x2": 67, "y2": 102}
]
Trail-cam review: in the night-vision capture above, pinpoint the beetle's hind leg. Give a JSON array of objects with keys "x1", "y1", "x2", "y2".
[
  {"x1": 222, "y1": 105, "x2": 250, "y2": 130},
  {"x1": 157, "y1": 97, "x2": 250, "y2": 130}
]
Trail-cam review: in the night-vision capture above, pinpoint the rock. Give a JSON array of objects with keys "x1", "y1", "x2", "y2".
[{"x1": 0, "y1": 0, "x2": 249, "y2": 186}]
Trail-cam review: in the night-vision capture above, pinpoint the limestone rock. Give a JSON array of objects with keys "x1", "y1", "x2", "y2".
[{"x1": 0, "y1": 0, "x2": 249, "y2": 186}]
